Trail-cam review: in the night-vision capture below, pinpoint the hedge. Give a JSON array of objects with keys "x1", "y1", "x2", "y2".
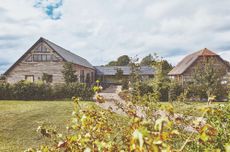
[{"x1": 0, "y1": 81, "x2": 94, "y2": 100}]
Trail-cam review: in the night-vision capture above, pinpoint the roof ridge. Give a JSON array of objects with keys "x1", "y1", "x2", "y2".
[
  {"x1": 41, "y1": 37, "x2": 93, "y2": 68},
  {"x1": 199, "y1": 48, "x2": 218, "y2": 56},
  {"x1": 40, "y1": 37, "x2": 94, "y2": 68}
]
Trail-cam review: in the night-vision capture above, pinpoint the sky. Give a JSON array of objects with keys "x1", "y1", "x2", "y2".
[{"x1": 1, "y1": 0, "x2": 230, "y2": 74}]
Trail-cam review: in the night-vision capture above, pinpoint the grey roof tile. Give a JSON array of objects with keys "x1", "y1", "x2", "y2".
[
  {"x1": 43, "y1": 38, "x2": 94, "y2": 69},
  {"x1": 95, "y1": 66, "x2": 154, "y2": 75}
]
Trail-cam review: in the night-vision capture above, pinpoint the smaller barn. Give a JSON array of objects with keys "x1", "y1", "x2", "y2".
[
  {"x1": 95, "y1": 66, "x2": 154, "y2": 84},
  {"x1": 168, "y1": 48, "x2": 230, "y2": 83}
]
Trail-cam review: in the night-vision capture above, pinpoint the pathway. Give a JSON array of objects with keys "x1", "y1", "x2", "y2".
[{"x1": 95, "y1": 85, "x2": 206, "y2": 132}]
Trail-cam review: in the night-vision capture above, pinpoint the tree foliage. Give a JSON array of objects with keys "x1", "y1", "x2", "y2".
[
  {"x1": 151, "y1": 57, "x2": 171, "y2": 101},
  {"x1": 62, "y1": 62, "x2": 78, "y2": 83},
  {"x1": 115, "y1": 68, "x2": 124, "y2": 80},
  {"x1": 140, "y1": 54, "x2": 155, "y2": 66},
  {"x1": 107, "y1": 55, "x2": 130, "y2": 66},
  {"x1": 187, "y1": 58, "x2": 228, "y2": 100}
]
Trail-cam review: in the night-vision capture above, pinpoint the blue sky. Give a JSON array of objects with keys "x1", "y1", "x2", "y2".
[{"x1": 1, "y1": 0, "x2": 230, "y2": 74}]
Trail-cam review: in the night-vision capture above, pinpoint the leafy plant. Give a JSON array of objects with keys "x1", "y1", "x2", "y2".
[{"x1": 62, "y1": 62, "x2": 78, "y2": 84}]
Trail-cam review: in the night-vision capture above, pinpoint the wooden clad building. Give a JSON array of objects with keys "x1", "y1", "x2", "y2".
[
  {"x1": 168, "y1": 48, "x2": 230, "y2": 83},
  {"x1": 4, "y1": 37, "x2": 95, "y2": 84}
]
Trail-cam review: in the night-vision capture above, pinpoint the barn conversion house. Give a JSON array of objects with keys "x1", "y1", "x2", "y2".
[
  {"x1": 4, "y1": 37, "x2": 95, "y2": 84},
  {"x1": 168, "y1": 48, "x2": 230, "y2": 83}
]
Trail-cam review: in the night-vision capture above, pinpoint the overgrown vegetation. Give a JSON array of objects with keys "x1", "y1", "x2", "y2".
[{"x1": 26, "y1": 96, "x2": 230, "y2": 151}]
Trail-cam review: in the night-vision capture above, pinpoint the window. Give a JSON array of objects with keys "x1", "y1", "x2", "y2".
[
  {"x1": 32, "y1": 54, "x2": 59, "y2": 62},
  {"x1": 42, "y1": 73, "x2": 53, "y2": 83},
  {"x1": 80, "y1": 70, "x2": 84, "y2": 82},
  {"x1": 42, "y1": 54, "x2": 47, "y2": 61},
  {"x1": 25, "y1": 75, "x2": 34, "y2": 82}
]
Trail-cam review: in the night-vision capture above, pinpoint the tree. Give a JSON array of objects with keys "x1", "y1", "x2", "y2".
[
  {"x1": 117, "y1": 55, "x2": 130, "y2": 66},
  {"x1": 140, "y1": 54, "x2": 154, "y2": 66},
  {"x1": 107, "y1": 61, "x2": 117, "y2": 66},
  {"x1": 151, "y1": 58, "x2": 171, "y2": 101},
  {"x1": 106, "y1": 55, "x2": 130, "y2": 66},
  {"x1": 115, "y1": 68, "x2": 123, "y2": 80},
  {"x1": 188, "y1": 58, "x2": 228, "y2": 100},
  {"x1": 129, "y1": 57, "x2": 141, "y2": 102},
  {"x1": 62, "y1": 62, "x2": 78, "y2": 83},
  {"x1": 161, "y1": 60, "x2": 173, "y2": 75}
]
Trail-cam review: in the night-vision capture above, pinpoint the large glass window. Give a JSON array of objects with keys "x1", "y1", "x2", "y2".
[
  {"x1": 32, "y1": 54, "x2": 59, "y2": 62},
  {"x1": 42, "y1": 54, "x2": 47, "y2": 61}
]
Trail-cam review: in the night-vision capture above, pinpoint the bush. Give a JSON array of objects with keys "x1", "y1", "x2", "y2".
[
  {"x1": 0, "y1": 81, "x2": 94, "y2": 100},
  {"x1": 53, "y1": 83, "x2": 94, "y2": 100},
  {"x1": 121, "y1": 78, "x2": 129, "y2": 90},
  {"x1": 168, "y1": 81, "x2": 183, "y2": 101},
  {"x1": 139, "y1": 83, "x2": 153, "y2": 96},
  {"x1": 12, "y1": 81, "x2": 53, "y2": 100},
  {"x1": 0, "y1": 82, "x2": 13, "y2": 99}
]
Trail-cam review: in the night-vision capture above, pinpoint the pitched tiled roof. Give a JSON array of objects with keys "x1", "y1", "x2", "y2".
[
  {"x1": 168, "y1": 48, "x2": 218, "y2": 76},
  {"x1": 95, "y1": 66, "x2": 154, "y2": 76},
  {"x1": 42, "y1": 38, "x2": 94, "y2": 69}
]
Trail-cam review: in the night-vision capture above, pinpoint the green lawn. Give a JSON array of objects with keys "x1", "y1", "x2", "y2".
[
  {"x1": 170, "y1": 101, "x2": 228, "y2": 116},
  {"x1": 0, "y1": 100, "x2": 95, "y2": 152}
]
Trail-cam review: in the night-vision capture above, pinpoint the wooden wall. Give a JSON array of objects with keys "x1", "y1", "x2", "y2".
[{"x1": 6, "y1": 62, "x2": 66, "y2": 84}]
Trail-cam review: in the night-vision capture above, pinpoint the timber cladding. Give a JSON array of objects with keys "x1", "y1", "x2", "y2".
[{"x1": 6, "y1": 62, "x2": 66, "y2": 84}]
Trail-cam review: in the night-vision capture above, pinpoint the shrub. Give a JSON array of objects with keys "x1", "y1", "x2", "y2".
[
  {"x1": 0, "y1": 82, "x2": 12, "y2": 99},
  {"x1": 53, "y1": 83, "x2": 94, "y2": 100},
  {"x1": 168, "y1": 81, "x2": 183, "y2": 101},
  {"x1": 0, "y1": 81, "x2": 94, "y2": 100},
  {"x1": 121, "y1": 78, "x2": 129, "y2": 90},
  {"x1": 12, "y1": 81, "x2": 53, "y2": 100},
  {"x1": 139, "y1": 83, "x2": 153, "y2": 96}
]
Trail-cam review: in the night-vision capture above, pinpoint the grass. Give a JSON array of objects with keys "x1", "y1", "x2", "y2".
[
  {"x1": 0, "y1": 100, "x2": 95, "y2": 152},
  {"x1": 170, "y1": 101, "x2": 228, "y2": 117},
  {"x1": 0, "y1": 100, "x2": 129, "y2": 152}
]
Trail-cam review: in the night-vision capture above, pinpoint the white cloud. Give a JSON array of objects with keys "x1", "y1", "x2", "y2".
[{"x1": 0, "y1": 0, "x2": 230, "y2": 73}]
